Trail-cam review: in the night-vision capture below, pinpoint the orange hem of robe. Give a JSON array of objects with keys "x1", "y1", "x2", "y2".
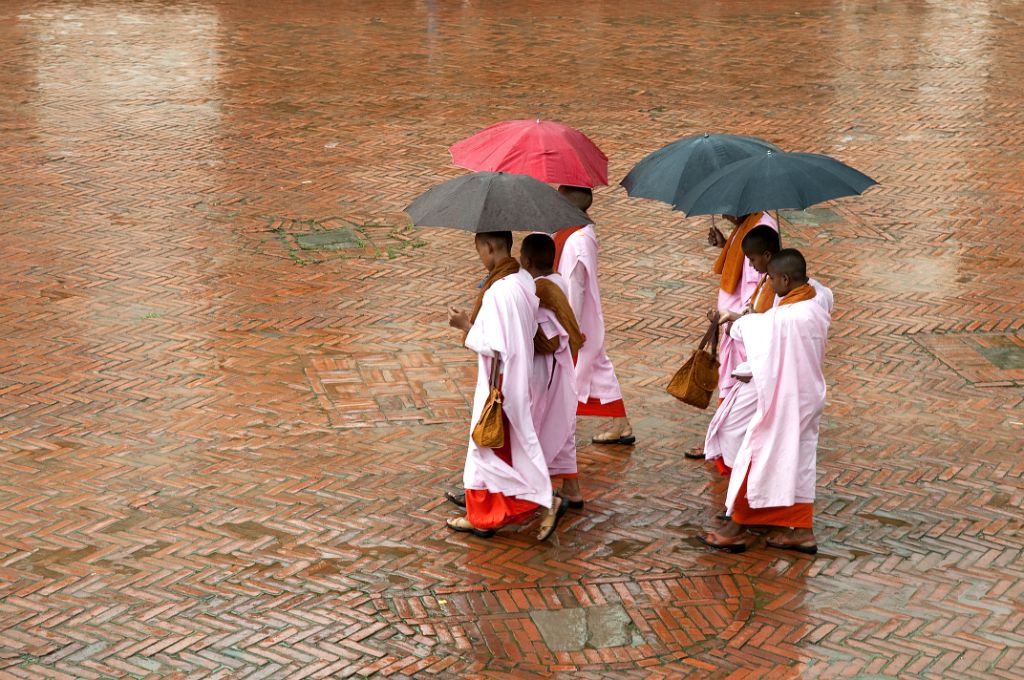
[
  {"x1": 551, "y1": 473, "x2": 578, "y2": 480},
  {"x1": 731, "y1": 472, "x2": 813, "y2": 528},
  {"x1": 576, "y1": 397, "x2": 627, "y2": 417},
  {"x1": 464, "y1": 489, "x2": 539, "y2": 530}
]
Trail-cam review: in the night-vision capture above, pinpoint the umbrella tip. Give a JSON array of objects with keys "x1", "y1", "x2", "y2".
[{"x1": 703, "y1": 131, "x2": 709, "y2": 138}]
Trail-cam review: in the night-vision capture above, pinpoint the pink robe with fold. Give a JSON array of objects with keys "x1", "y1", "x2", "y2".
[
  {"x1": 716, "y1": 212, "x2": 777, "y2": 397},
  {"x1": 556, "y1": 225, "x2": 624, "y2": 405},
  {"x1": 531, "y1": 273, "x2": 578, "y2": 476},
  {"x1": 724, "y1": 298, "x2": 831, "y2": 514},
  {"x1": 464, "y1": 269, "x2": 552, "y2": 510},
  {"x1": 707, "y1": 280, "x2": 835, "y2": 469}
]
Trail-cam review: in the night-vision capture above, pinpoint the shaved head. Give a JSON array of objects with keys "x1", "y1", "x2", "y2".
[
  {"x1": 741, "y1": 225, "x2": 781, "y2": 255},
  {"x1": 767, "y1": 248, "x2": 808, "y2": 281},
  {"x1": 475, "y1": 230, "x2": 513, "y2": 253},
  {"x1": 557, "y1": 185, "x2": 593, "y2": 212},
  {"x1": 520, "y1": 233, "x2": 555, "y2": 273}
]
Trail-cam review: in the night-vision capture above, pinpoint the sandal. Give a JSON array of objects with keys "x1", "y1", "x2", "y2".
[
  {"x1": 684, "y1": 446, "x2": 705, "y2": 460},
  {"x1": 537, "y1": 497, "x2": 568, "y2": 541},
  {"x1": 444, "y1": 490, "x2": 466, "y2": 508},
  {"x1": 592, "y1": 432, "x2": 636, "y2": 446},
  {"x1": 446, "y1": 517, "x2": 494, "y2": 538},
  {"x1": 765, "y1": 533, "x2": 818, "y2": 555},
  {"x1": 696, "y1": 529, "x2": 750, "y2": 553},
  {"x1": 555, "y1": 490, "x2": 584, "y2": 510}
]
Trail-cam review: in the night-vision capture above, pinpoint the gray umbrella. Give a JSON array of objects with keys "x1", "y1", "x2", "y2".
[
  {"x1": 620, "y1": 133, "x2": 779, "y2": 208},
  {"x1": 676, "y1": 150, "x2": 878, "y2": 217},
  {"x1": 405, "y1": 171, "x2": 591, "y2": 233}
]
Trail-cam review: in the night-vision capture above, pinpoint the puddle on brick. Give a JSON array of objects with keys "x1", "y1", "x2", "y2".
[
  {"x1": 857, "y1": 512, "x2": 912, "y2": 527},
  {"x1": 218, "y1": 521, "x2": 295, "y2": 544},
  {"x1": 336, "y1": 544, "x2": 416, "y2": 559},
  {"x1": 530, "y1": 604, "x2": 642, "y2": 652},
  {"x1": 294, "y1": 227, "x2": 363, "y2": 251},
  {"x1": 975, "y1": 336, "x2": 1024, "y2": 370},
  {"x1": 605, "y1": 539, "x2": 649, "y2": 558}
]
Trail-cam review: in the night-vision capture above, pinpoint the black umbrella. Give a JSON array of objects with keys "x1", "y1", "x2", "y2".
[
  {"x1": 620, "y1": 133, "x2": 779, "y2": 208},
  {"x1": 405, "y1": 171, "x2": 591, "y2": 233},
  {"x1": 676, "y1": 150, "x2": 878, "y2": 218}
]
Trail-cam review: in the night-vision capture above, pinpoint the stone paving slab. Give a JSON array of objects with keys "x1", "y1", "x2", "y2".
[{"x1": 0, "y1": 0, "x2": 1022, "y2": 678}]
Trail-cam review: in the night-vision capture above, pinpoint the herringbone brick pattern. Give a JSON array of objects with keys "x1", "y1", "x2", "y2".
[{"x1": 1, "y1": 0, "x2": 1022, "y2": 677}]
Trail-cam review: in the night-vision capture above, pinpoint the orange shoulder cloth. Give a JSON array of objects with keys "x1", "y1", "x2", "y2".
[
  {"x1": 713, "y1": 213, "x2": 764, "y2": 295},
  {"x1": 552, "y1": 225, "x2": 586, "y2": 271},
  {"x1": 533, "y1": 278, "x2": 585, "y2": 360},
  {"x1": 750, "y1": 274, "x2": 776, "y2": 313},
  {"x1": 778, "y1": 283, "x2": 816, "y2": 306},
  {"x1": 469, "y1": 256, "x2": 520, "y2": 323}
]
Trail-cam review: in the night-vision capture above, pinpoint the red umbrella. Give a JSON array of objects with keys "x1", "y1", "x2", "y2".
[{"x1": 449, "y1": 119, "x2": 609, "y2": 188}]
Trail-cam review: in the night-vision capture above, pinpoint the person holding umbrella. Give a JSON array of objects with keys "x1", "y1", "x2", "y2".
[
  {"x1": 406, "y1": 172, "x2": 589, "y2": 540},
  {"x1": 450, "y1": 120, "x2": 635, "y2": 446},
  {"x1": 710, "y1": 212, "x2": 779, "y2": 373},
  {"x1": 554, "y1": 186, "x2": 636, "y2": 446},
  {"x1": 446, "y1": 231, "x2": 566, "y2": 539}
]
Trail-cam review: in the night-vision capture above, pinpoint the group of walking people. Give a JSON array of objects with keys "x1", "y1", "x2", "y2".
[{"x1": 441, "y1": 191, "x2": 834, "y2": 554}]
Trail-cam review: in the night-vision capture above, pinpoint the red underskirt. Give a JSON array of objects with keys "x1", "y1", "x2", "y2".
[
  {"x1": 576, "y1": 397, "x2": 626, "y2": 417},
  {"x1": 464, "y1": 411, "x2": 539, "y2": 529},
  {"x1": 731, "y1": 472, "x2": 813, "y2": 528}
]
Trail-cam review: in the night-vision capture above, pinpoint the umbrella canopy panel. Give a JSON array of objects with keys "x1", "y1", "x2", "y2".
[
  {"x1": 620, "y1": 133, "x2": 778, "y2": 208},
  {"x1": 450, "y1": 119, "x2": 609, "y2": 188},
  {"x1": 405, "y1": 171, "x2": 592, "y2": 233},
  {"x1": 675, "y1": 150, "x2": 878, "y2": 217}
]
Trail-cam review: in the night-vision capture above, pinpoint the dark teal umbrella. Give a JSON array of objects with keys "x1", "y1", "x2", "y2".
[
  {"x1": 675, "y1": 150, "x2": 878, "y2": 217},
  {"x1": 405, "y1": 171, "x2": 591, "y2": 233},
  {"x1": 620, "y1": 133, "x2": 779, "y2": 208}
]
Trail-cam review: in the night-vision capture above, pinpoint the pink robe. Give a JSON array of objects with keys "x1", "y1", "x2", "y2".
[
  {"x1": 556, "y1": 225, "x2": 624, "y2": 404},
  {"x1": 531, "y1": 273, "x2": 578, "y2": 476},
  {"x1": 464, "y1": 269, "x2": 552, "y2": 509},
  {"x1": 704, "y1": 377, "x2": 757, "y2": 470},
  {"x1": 708, "y1": 279, "x2": 835, "y2": 469},
  {"x1": 716, "y1": 212, "x2": 777, "y2": 397},
  {"x1": 725, "y1": 298, "x2": 831, "y2": 514}
]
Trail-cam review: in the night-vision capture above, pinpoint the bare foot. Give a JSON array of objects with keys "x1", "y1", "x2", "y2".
[
  {"x1": 592, "y1": 417, "x2": 635, "y2": 445},
  {"x1": 765, "y1": 527, "x2": 818, "y2": 554},
  {"x1": 697, "y1": 520, "x2": 750, "y2": 553},
  {"x1": 559, "y1": 478, "x2": 583, "y2": 503}
]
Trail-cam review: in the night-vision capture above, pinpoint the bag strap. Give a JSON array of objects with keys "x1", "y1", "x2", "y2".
[
  {"x1": 697, "y1": 313, "x2": 720, "y2": 352},
  {"x1": 710, "y1": 315, "x2": 720, "y2": 361},
  {"x1": 697, "y1": 313, "x2": 721, "y2": 361},
  {"x1": 488, "y1": 355, "x2": 502, "y2": 388}
]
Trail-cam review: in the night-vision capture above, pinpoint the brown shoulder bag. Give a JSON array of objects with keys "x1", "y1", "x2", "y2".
[
  {"x1": 472, "y1": 356, "x2": 505, "y2": 448},
  {"x1": 667, "y1": 315, "x2": 721, "y2": 409}
]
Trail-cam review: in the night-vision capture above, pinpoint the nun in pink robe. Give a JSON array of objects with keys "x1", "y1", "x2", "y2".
[
  {"x1": 706, "y1": 279, "x2": 834, "y2": 474},
  {"x1": 531, "y1": 272, "x2": 579, "y2": 477},
  {"x1": 724, "y1": 284, "x2": 831, "y2": 527},
  {"x1": 715, "y1": 212, "x2": 778, "y2": 399},
  {"x1": 462, "y1": 269, "x2": 552, "y2": 529}
]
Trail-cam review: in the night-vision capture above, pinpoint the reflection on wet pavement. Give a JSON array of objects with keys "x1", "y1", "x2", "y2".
[{"x1": 0, "y1": 0, "x2": 1022, "y2": 676}]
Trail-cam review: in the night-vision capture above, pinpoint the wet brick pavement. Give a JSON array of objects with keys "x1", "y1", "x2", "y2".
[{"x1": 0, "y1": 1, "x2": 1022, "y2": 678}]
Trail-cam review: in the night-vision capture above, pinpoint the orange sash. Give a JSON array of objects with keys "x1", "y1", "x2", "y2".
[
  {"x1": 750, "y1": 274, "x2": 776, "y2": 313},
  {"x1": 533, "y1": 278, "x2": 585, "y2": 360},
  {"x1": 778, "y1": 283, "x2": 816, "y2": 307},
  {"x1": 713, "y1": 213, "x2": 765, "y2": 295},
  {"x1": 469, "y1": 256, "x2": 520, "y2": 323}
]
